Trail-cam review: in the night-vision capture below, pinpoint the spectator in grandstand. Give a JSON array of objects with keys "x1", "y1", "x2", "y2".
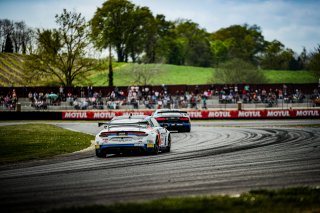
[
  {"x1": 87, "y1": 86, "x2": 93, "y2": 98},
  {"x1": 190, "y1": 94, "x2": 197, "y2": 109},
  {"x1": 106, "y1": 100, "x2": 118, "y2": 109},
  {"x1": 202, "y1": 94, "x2": 207, "y2": 109},
  {"x1": 34, "y1": 99, "x2": 47, "y2": 110},
  {"x1": 59, "y1": 85, "x2": 65, "y2": 101},
  {"x1": 66, "y1": 92, "x2": 73, "y2": 106},
  {"x1": 293, "y1": 89, "x2": 305, "y2": 103},
  {"x1": 144, "y1": 98, "x2": 153, "y2": 109},
  {"x1": 28, "y1": 91, "x2": 33, "y2": 102},
  {"x1": 266, "y1": 89, "x2": 278, "y2": 107},
  {"x1": 261, "y1": 88, "x2": 267, "y2": 103},
  {"x1": 131, "y1": 97, "x2": 139, "y2": 109}
]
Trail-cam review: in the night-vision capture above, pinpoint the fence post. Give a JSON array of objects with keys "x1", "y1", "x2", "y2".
[
  {"x1": 16, "y1": 103, "x2": 21, "y2": 112},
  {"x1": 237, "y1": 101, "x2": 242, "y2": 110}
]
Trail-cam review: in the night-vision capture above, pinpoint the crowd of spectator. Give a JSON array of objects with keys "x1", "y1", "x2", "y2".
[
  {"x1": 1, "y1": 84, "x2": 319, "y2": 111},
  {"x1": 216, "y1": 84, "x2": 309, "y2": 107},
  {"x1": 0, "y1": 89, "x2": 17, "y2": 110}
]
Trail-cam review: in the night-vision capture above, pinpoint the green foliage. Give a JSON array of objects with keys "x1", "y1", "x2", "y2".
[
  {"x1": 90, "y1": 0, "x2": 135, "y2": 62},
  {"x1": 4, "y1": 33, "x2": 14, "y2": 53},
  {"x1": 210, "y1": 40, "x2": 229, "y2": 66},
  {"x1": 143, "y1": 14, "x2": 172, "y2": 63},
  {"x1": 24, "y1": 9, "x2": 95, "y2": 86},
  {"x1": 260, "y1": 40, "x2": 297, "y2": 70},
  {"x1": 210, "y1": 24, "x2": 266, "y2": 64},
  {"x1": 47, "y1": 187, "x2": 320, "y2": 213},
  {"x1": 166, "y1": 20, "x2": 212, "y2": 67},
  {"x1": 0, "y1": 124, "x2": 93, "y2": 164},
  {"x1": 308, "y1": 44, "x2": 320, "y2": 78},
  {"x1": 213, "y1": 58, "x2": 267, "y2": 84}
]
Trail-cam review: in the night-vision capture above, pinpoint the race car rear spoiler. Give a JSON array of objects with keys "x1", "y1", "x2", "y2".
[
  {"x1": 157, "y1": 110, "x2": 188, "y2": 114},
  {"x1": 98, "y1": 121, "x2": 149, "y2": 128}
]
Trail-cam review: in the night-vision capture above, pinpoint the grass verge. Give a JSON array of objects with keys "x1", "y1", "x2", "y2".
[
  {"x1": 0, "y1": 124, "x2": 93, "y2": 164},
  {"x1": 265, "y1": 70, "x2": 317, "y2": 84},
  {"x1": 47, "y1": 187, "x2": 320, "y2": 213}
]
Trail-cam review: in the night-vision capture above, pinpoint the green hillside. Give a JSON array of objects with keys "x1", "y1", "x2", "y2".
[
  {"x1": 0, "y1": 53, "x2": 318, "y2": 87},
  {"x1": 0, "y1": 53, "x2": 26, "y2": 86}
]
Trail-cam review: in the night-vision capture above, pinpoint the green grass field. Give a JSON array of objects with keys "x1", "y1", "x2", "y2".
[
  {"x1": 0, "y1": 124, "x2": 93, "y2": 164},
  {"x1": 79, "y1": 63, "x2": 318, "y2": 86},
  {"x1": 48, "y1": 187, "x2": 320, "y2": 213},
  {"x1": 0, "y1": 53, "x2": 318, "y2": 86},
  {"x1": 265, "y1": 70, "x2": 317, "y2": 84}
]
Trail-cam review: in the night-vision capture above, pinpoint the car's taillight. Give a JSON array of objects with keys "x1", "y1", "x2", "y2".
[
  {"x1": 127, "y1": 131, "x2": 148, "y2": 136},
  {"x1": 99, "y1": 132, "x2": 118, "y2": 137},
  {"x1": 156, "y1": 117, "x2": 167, "y2": 121},
  {"x1": 179, "y1": 117, "x2": 189, "y2": 121}
]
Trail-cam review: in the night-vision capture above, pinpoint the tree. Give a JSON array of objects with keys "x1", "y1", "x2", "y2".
[
  {"x1": 179, "y1": 21, "x2": 212, "y2": 67},
  {"x1": 121, "y1": 63, "x2": 163, "y2": 86},
  {"x1": 166, "y1": 20, "x2": 212, "y2": 67},
  {"x1": 91, "y1": 0, "x2": 137, "y2": 86},
  {"x1": 260, "y1": 40, "x2": 297, "y2": 70},
  {"x1": 210, "y1": 24, "x2": 266, "y2": 64},
  {"x1": 297, "y1": 47, "x2": 308, "y2": 70},
  {"x1": 1, "y1": 19, "x2": 14, "y2": 52},
  {"x1": 143, "y1": 14, "x2": 172, "y2": 63},
  {"x1": 0, "y1": 19, "x2": 35, "y2": 54},
  {"x1": 308, "y1": 45, "x2": 320, "y2": 78},
  {"x1": 24, "y1": 9, "x2": 95, "y2": 86},
  {"x1": 210, "y1": 40, "x2": 229, "y2": 66},
  {"x1": 213, "y1": 58, "x2": 266, "y2": 84},
  {"x1": 91, "y1": 0, "x2": 135, "y2": 62},
  {"x1": 4, "y1": 33, "x2": 13, "y2": 53}
]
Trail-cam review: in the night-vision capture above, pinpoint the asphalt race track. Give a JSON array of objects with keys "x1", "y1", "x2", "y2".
[{"x1": 1, "y1": 120, "x2": 320, "y2": 212}]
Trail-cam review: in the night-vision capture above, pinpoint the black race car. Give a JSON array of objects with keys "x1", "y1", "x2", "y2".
[{"x1": 152, "y1": 109, "x2": 191, "y2": 132}]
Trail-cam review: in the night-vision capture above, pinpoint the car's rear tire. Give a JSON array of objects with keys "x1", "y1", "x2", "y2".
[
  {"x1": 96, "y1": 150, "x2": 106, "y2": 158},
  {"x1": 165, "y1": 134, "x2": 171, "y2": 152},
  {"x1": 153, "y1": 138, "x2": 160, "y2": 155}
]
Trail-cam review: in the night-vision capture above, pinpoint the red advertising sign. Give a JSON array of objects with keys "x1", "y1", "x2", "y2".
[{"x1": 62, "y1": 109, "x2": 320, "y2": 120}]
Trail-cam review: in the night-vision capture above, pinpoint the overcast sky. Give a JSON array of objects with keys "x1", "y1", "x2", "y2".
[{"x1": 1, "y1": 0, "x2": 319, "y2": 54}]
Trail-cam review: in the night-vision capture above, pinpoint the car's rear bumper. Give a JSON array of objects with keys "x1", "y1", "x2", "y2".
[
  {"x1": 96, "y1": 143, "x2": 156, "y2": 155},
  {"x1": 159, "y1": 123, "x2": 191, "y2": 132}
]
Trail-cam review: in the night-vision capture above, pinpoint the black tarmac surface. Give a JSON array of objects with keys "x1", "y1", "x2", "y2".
[{"x1": 1, "y1": 120, "x2": 320, "y2": 212}]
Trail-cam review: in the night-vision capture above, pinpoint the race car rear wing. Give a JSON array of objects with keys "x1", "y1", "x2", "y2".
[
  {"x1": 157, "y1": 110, "x2": 188, "y2": 114},
  {"x1": 98, "y1": 121, "x2": 149, "y2": 129}
]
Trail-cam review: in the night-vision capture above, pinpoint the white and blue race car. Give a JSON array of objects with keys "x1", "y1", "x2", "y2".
[{"x1": 95, "y1": 115, "x2": 171, "y2": 157}]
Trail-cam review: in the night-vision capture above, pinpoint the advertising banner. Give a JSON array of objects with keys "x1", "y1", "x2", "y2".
[{"x1": 62, "y1": 109, "x2": 320, "y2": 120}]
